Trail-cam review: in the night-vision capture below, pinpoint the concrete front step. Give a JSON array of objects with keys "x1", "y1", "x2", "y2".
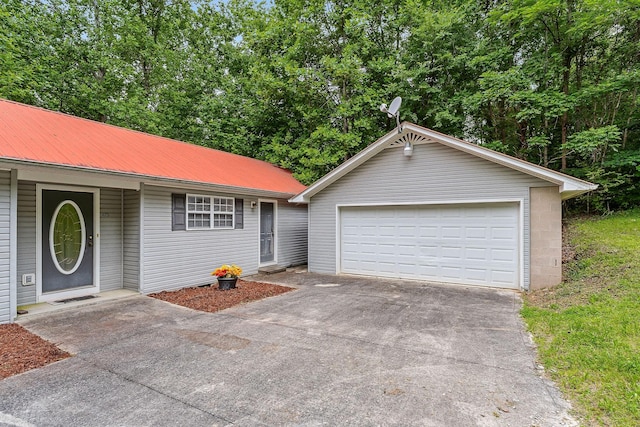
[{"x1": 258, "y1": 265, "x2": 287, "y2": 274}]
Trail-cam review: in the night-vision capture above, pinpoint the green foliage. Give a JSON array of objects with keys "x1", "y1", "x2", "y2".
[
  {"x1": 0, "y1": 0, "x2": 637, "y2": 197},
  {"x1": 523, "y1": 211, "x2": 640, "y2": 426},
  {"x1": 566, "y1": 126, "x2": 622, "y2": 163}
]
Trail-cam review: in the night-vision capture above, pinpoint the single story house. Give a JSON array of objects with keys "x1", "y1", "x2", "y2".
[
  {"x1": 0, "y1": 99, "x2": 308, "y2": 323},
  {"x1": 290, "y1": 122, "x2": 597, "y2": 291}
]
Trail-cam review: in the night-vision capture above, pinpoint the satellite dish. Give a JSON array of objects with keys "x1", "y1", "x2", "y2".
[
  {"x1": 387, "y1": 96, "x2": 402, "y2": 117},
  {"x1": 379, "y1": 96, "x2": 403, "y2": 134}
]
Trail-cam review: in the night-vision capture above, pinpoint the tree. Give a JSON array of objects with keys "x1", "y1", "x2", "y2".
[{"x1": 1, "y1": 0, "x2": 637, "y2": 210}]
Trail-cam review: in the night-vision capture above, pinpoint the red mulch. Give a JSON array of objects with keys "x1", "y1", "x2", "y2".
[
  {"x1": 149, "y1": 279, "x2": 295, "y2": 313},
  {"x1": 0, "y1": 323, "x2": 71, "y2": 380}
]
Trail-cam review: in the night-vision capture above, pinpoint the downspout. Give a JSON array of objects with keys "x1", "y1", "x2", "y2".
[{"x1": 9, "y1": 170, "x2": 17, "y2": 322}]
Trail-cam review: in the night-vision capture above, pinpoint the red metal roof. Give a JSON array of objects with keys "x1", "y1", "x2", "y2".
[{"x1": 0, "y1": 99, "x2": 306, "y2": 195}]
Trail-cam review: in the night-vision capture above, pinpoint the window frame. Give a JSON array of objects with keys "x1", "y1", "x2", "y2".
[{"x1": 185, "y1": 194, "x2": 235, "y2": 230}]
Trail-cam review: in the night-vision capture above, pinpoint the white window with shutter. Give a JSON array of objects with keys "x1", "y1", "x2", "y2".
[{"x1": 185, "y1": 194, "x2": 234, "y2": 230}]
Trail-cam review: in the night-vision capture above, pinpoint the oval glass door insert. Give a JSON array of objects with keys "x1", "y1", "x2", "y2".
[{"x1": 49, "y1": 200, "x2": 86, "y2": 275}]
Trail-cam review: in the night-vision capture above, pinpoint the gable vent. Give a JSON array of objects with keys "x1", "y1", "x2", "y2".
[{"x1": 387, "y1": 131, "x2": 429, "y2": 148}]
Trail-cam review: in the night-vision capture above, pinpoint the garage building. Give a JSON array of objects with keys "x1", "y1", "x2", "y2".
[{"x1": 290, "y1": 123, "x2": 596, "y2": 290}]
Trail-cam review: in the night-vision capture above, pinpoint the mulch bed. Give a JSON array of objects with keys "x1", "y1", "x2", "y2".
[
  {"x1": 0, "y1": 323, "x2": 71, "y2": 380},
  {"x1": 149, "y1": 279, "x2": 295, "y2": 313}
]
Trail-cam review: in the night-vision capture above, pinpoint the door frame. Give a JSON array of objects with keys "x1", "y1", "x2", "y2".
[
  {"x1": 36, "y1": 184, "x2": 101, "y2": 302},
  {"x1": 258, "y1": 199, "x2": 278, "y2": 267}
]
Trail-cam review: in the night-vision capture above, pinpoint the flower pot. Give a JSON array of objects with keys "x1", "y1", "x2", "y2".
[{"x1": 217, "y1": 277, "x2": 237, "y2": 290}]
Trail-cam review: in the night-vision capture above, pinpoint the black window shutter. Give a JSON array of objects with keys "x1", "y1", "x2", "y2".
[
  {"x1": 172, "y1": 194, "x2": 186, "y2": 231},
  {"x1": 235, "y1": 198, "x2": 244, "y2": 229}
]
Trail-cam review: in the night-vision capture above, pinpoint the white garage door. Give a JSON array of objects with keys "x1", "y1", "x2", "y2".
[{"x1": 340, "y1": 203, "x2": 520, "y2": 289}]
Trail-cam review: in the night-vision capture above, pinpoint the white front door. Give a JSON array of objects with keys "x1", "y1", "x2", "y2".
[{"x1": 340, "y1": 203, "x2": 519, "y2": 289}]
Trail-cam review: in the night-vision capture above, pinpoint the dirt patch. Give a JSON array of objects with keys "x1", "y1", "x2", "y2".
[
  {"x1": 0, "y1": 323, "x2": 71, "y2": 380},
  {"x1": 177, "y1": 330, "x2": 251, "y2": 351},
  {"x1": 525, "y1": 220, "x2": 623, "y2": 310},
  {"x1": 149, "y1": 279, "x2": 295, "y2": 313}
]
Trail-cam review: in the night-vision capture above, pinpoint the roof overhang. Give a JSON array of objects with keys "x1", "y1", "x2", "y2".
[
  {"x1": 2, "y1": 159, "x2": 299, "y2": 200},
  {"x1": 290, "y1": 122, "x2": 598, "y2": 203}
]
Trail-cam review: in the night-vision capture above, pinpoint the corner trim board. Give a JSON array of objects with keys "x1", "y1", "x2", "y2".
[{"x1": 9, "y1": 170, "x2": 17, "y2": 321}]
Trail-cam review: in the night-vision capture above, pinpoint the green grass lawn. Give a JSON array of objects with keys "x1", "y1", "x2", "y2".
[{"x1": 522, "y1": 209, "x2": 640, "y2": 426}]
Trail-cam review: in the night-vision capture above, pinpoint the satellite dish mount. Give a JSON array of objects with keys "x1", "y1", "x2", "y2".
[
  {"x1": 379, "y1": 96, "x2": 412, "y2": 156},
  {"x1": 379, "y1": 96, "x2": 403, "y2": 134}
]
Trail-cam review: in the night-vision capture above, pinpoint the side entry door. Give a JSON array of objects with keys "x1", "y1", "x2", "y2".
[{"x1": 260, "y1": 201, "x2": 275, "y2": 264}]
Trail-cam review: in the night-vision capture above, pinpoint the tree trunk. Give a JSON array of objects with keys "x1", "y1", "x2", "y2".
[{"x1": 560, "y1": 54, "x2": 571, "y2": 171}]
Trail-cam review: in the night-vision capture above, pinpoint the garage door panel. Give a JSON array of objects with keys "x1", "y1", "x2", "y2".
[
  {"x1": 441, "y1": 247, "x2": 464, "y2": 259},
  {"x1": 465, "y1": 247, "x2": 488, "y2": 260},
  {"x1": 419, "y1": 227, "x2": 438, "y2": 239},
  {"x1": 357, "y1": 260, "x2": 377, "y2": 270},
  {"x1": 377, "y1": 226, "x2": 394, "y2": 236},
  {"x1": 340, "y1": 203, "x2": 519, "y2": 289},
  {"x1": 491, "y1": 247, "x2": 517, "y2": 261},
  {"x1": 491, "y1": 270, "x2": 517, "y2": 285},
  {"x1": 441, "y1": 266, "x2": 463, "y2": 279},
  {"x1": 396, "y1": 209, "x2": 416, "y2": 218},
  {"x1": 419, "y1": 265, "x2": 439, "y2": 276},
  {"x1": 441, "y1": 226, "x2": 463, "y2": 238},
  {"x1": 398, "y1": 226, "x2": 417, "y2": 237},
  {"x1": 491, "y1": 227, "x2": 515, "y2": 240},
  {"x1": 466, "y1": 227, "x2": 487, "y2": 239},
  {"x1": 360, "y1": 226, "x2": 377, "y2": 236},
  {"x1": 465, "y1": 268, "x2": 489, "y2": 281}
]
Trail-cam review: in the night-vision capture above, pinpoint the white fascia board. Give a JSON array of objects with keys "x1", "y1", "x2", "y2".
[
  {"x1": 3, "y1": 158, "x2": 298, "y2": 199},
  {"x1": 289, "y1": 127, "x2": 401, "y2": 203},
  {"x1": 143, "y1": 179, "x2": 296, "y2": 200},
  {"x1": 401, "y1": 123, "x2": 598, "y2": 197},
  {"x1": 5, "y1": 160, "x2": 141, "y2": 190}
]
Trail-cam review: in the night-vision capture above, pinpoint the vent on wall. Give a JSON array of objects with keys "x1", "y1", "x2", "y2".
[{"x1": 387, "y1": 132, "x2": 429, "y2": 149}]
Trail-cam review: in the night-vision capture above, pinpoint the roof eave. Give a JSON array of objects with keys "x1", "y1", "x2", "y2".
[
  {"x1": 143, "y1": 176, "x2": 299, "y2": 199},
  {"x1": 402, "y1": 123, "x2": 598, "y2": 198},
  {"x1": 559, "y1": 183, "x2": 599, "y2": 201},
  {"x1": 289, "y1": 127, "x2": 401, "y2": 203},
  {"x1": 3, "y1": 158, "x2": 301, "y2": 199},
  {"x1": 290, "y1": 122, "x2": 598, "y2": 203}
]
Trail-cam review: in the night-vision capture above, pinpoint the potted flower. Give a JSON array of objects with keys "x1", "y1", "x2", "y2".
[{"x1": 212, "y1": 264, "x2": 242, "y2": 290}]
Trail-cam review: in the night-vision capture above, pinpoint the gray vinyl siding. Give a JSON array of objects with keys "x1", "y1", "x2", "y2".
[
  {"x1": 99, "y1": 188, "x2": 123, "y2": 291},
  {"x1": 140, "y1": 186, "x2": 261, "y2": 294},
  {"x1": 0, "y1": 171, "x2": 10, "y2": 323},
  {"x1": 277, "y1": 202, "x2": 308, "y2": 267},
  {"x1": 123, "y1": 190, "x2": 140, "y2": 291},
  {"x1": 308, "y1": 142, "x2": 554, "y2": 290},
  {"x1": 17, "y1": 182, "x2": 36, "y2": 306}
]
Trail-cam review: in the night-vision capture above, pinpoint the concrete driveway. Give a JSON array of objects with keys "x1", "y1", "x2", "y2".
[{"x1": 0, "y1": 273, "x2": 576, "y2": 426}]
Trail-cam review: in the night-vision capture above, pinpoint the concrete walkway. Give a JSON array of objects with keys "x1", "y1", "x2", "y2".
[{"x1": 0, "y1": 273, "x2": 576, "y2": 426}]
